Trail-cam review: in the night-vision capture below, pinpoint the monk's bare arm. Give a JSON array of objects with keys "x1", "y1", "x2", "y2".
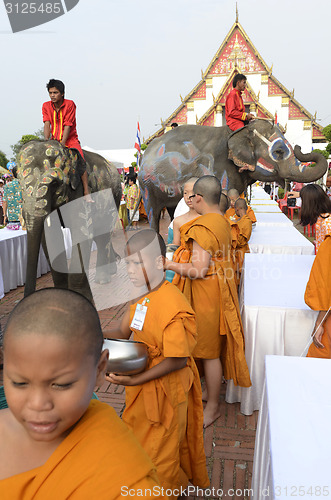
[
  {"x1": 103, "y1": 308, "x2": 131, "y2": 340},
  {"x1": 172, "y1": 218, "x2": 181, "y2": 246},
  {"x1": 165, "y1": 240, "x2": 211, "y2": 279},
  {"x1": 61, "y1": 125, "x2": 71, "y2": 146},
  {"x1": 312, "y1": 310, "x2": 330, "y2": 348},
  {"x1": 106, "y1": 357, "x2": 187, "y2": 386}
]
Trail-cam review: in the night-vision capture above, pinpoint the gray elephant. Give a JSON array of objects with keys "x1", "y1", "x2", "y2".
[
  {"x1": 17, "y1": 140, "x2": 122, "y2": 302},
  {"x1": 139, "y1": 119, "x2": 327, "y2": 231}
]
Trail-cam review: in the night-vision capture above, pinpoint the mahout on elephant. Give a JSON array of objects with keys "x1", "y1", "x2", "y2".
[
  {"x1": 17, "y1": 140, "x2": 122, "y2": 302},
  {"x1": 139, "y1": 119, "x2": 327, "y2": 231}
]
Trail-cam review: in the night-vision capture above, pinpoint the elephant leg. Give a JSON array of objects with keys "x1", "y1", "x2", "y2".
[
  {"x1": 166, "y1": 206, "x2": 175, "y2": 221},
  {"x1": 68, "y1": 238, "x2": 94, "y2": 303},
  {"x1": 41, "y1": 229, "x2": 68, "y2": 290},
  {"x1": 94, "y1": 233, "x2": 118, "y2": 284},
  {"x1": 150, "y1": 206, "x2": 162, "y2": 232}
]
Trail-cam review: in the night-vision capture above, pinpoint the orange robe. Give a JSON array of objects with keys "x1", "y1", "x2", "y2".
[
  {"x1": 306, "y1": 234, "x2": 331, "y2": 359},
  {"x1": 225, "y1": 206, "x2": 257, "y2": 224},
  {"x1": 172, "y1": 217, "x2": 199, "y2": 293},
  {"x1": 180, "y1": 213, "x2": 251, "y2": 387},
  {"x1": 124, "y1": 281, "x2": 209, "y2": 494},
  {"x1": 231, "y1": 215, "x2": 252, "y2": 284},
  {"x1": 0, "y1": 401, "x2": 160, "y2": 500}
]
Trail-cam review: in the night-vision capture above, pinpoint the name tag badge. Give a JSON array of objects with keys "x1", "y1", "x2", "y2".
[{"x1": 130, "y1": 303, "x2": 148, "y2": 331}]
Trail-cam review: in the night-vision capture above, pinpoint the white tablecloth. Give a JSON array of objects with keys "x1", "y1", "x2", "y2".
[
  {"x1": 251, "y1": 199, "x2": 278, "y2": 206},
  {"x1": 225, "y1": 254, "x2": 318, "y2": 415},
  {"x1": 252, "y1": 356, "x2": 331, "y2": 499},
  {"x1": 254, "y1": 212, "x2": 293, "y2": 227},
  {"x1": 249, "y1": 225, "x2": 314, "y2": 255},
  {"x1": 250, "y1": 187, "x2": 271, "y2": 200},
  {"x1": 0, "y1": 228, "x2": 49, "y2": 299}
]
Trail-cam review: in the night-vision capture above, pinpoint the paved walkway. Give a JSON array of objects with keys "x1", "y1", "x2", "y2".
[{"x1": 0, "y1": 206, "x2": 310, "y2": 498}]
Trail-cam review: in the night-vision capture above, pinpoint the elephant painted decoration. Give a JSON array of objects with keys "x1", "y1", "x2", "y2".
[
  {"x1": 17, "y1": 140, "x2": 122, "y2": 302},
  {"x1": 139, "y1": 120, "x2": 327, "y2": 231}
]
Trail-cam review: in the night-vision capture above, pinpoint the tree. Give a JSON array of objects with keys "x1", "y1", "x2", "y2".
[
  {"x1": 10, "y1": 128, "x2": 44, "y2": 160},
  {"x1": 0, "y1": 150, "x2": 9, "y2": 169}
]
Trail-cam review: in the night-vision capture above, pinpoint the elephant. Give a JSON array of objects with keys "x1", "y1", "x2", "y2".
[
  {"x1": 138, "y1": 119, "x2": 327, "y2": 231},
  {"x1": 17, "y1": 140, "x2": 122, "y2": 302}
]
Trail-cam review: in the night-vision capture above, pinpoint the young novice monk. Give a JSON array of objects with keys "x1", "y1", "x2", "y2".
[
  {"x1": 165, "y1": 176, "x2": 251, "y2": 427},
  {"x1": 225, "y1": 188, "x2": 256, "y2": 223},
  {"x1": 171, "y1": 177, "x2": 200, "y2": 291},
  {"x1": 231, "y1": 198, "x2": 252, "y2": 285},
  {"x1": 0, "y1": 288, "x2": 161, "y2": 499},
  {"x1": 104, "y1": 229, "x2": 209, "y2": 496}
]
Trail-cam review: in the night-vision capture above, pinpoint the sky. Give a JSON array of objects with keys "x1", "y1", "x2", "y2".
[{"x1": 1, "y1": 0, "x2": 330, "y2": 160}]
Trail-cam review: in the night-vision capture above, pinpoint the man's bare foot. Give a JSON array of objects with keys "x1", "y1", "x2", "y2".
[
  {"x1": 203, "y1": 403, "x2": 221, "y2": 428},
  {"x1": 84, "y1": 193, "x2": 95, "y2": 203}
]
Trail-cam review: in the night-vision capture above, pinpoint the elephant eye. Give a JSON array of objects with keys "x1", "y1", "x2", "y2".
[{"x1": 269, "y1": 138, "x2": 291, "y2": 162}]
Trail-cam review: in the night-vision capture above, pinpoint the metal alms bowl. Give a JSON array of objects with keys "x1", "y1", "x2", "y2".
[{"x1": 103, "y1": 339, "x2": 148, "y2": 375}]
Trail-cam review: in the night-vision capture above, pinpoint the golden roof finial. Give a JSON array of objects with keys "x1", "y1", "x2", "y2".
[
  {"x1": 314, "y1": 111, "x2": 317, "y2": 121},
  {"x1": 284, "y1": 123, "x2": 287, "y2": 133},
  {"x1": 196, "y1": 114, "x2": 199, "y2": 124},
  {"x1": 257, "y1": 91, "x2": 260, "y2": 101},
  {"x1": 201, "y1": 69, "x2": 204, "y2": 79},
  {"x1": 269, "y1": 64, "x2": 273, "y2": 75},
  {"x1": 180, "y1": 94, "x2": 184, "y2": 103},
  {"x1": 212, "y1": 93, "x2": 216, "y2": 104},
  {"x1": 236, "y1": 2, "x2": 238, "y2": 23},
  {"x1": 161, "y1": 118, "x2": 164, "y2": 127},
  {"x1": 291, "y1": 89, "x2": 295, "y2": 98}
]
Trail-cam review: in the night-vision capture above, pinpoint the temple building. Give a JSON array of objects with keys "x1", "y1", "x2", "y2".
[{"x1": 147, "y1": 13, "x2": 326, "y2": 152}]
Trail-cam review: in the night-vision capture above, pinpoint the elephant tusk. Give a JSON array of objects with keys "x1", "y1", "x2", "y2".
[{"x1": 253, "y1": 129, "x2": 273, "y2": 147}]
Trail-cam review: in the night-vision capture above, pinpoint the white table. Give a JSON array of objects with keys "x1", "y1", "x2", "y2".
[
  {"x1": 250, "y1": 205, "x2": 282, "y2": 213},
  {"x1": 251, "y1": 199, "x2": 278, "y2": 206},
  {"x1": 252, "y1": 356, "x2": 331, "y2": 499},
  {"x1": 0, "y1": 228, "x2": 49, "y2": 299},
  {"x1": 225, "y1": 254, "x2": 318, "y2": 415},
  {"x1": 249, "y1": 225, "x2": 314, "y2": 255},
  {"x1": 254, "y1": 212, "x2": 293, "y2": 227},
  {"x1": 250, "y1": 187, "x2": 271, "y2": 200}
]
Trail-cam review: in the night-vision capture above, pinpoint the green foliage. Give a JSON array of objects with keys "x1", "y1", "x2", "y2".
[
  {"x1": 141, "y1": 143, "x2": 147, "y2": 151},
  {"x1": 312, "y1": 148, "x2": 329, "y2": 159},
  {"x1": 277, "y1": 187, "x2": 284, "y2": 199},
  {"x1": 131, "y1": 161, "x2": 137, "y2": 168},
  {"x1": 322, "y1": 124, "x2": 331, "y2": 142},
  {"x1": 0, "y1": 150, "x2": 9, "y2": 169},
  {"x1": 11, "y1": 128, "x2": 44, "y2": 160}
]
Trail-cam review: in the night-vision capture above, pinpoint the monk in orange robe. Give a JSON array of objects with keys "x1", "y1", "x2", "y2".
[
  {"x1": 165, "y1": 176, "x2": 251, "y2": 428},
  {"x1": 225, "y1": 188, "x2": 257, "y2": 224},
  {"x1": 105, "y1": 229, "x2": 209, "y2": 496},
  {"x1": 0, "y1": 288, "x2": 160, "y2": 499},
  {"x1": 172, "y1": 177, "x2": 200, "y2": 292},
  {"x1": 230, "y1": 198, "x2": 252, "y2": 285},
  {"x1": 306, "y1": 233, "x2": 331, "y2": 359}
]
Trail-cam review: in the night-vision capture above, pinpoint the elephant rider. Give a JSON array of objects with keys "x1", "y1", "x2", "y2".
[
  {"x1": 42, "y1": 79, "x2": 93, "y2": 202},
  {"x1": 225, "y1": 73, "x2": 255, "y2": 132}
]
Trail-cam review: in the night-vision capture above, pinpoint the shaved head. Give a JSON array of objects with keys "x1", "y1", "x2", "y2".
[
  {"x1": 183, "y1": 177, "x2": 199, "y2": 190},
  {"x1": 4, "y1": 288, "x2": 103, "y2": 362},
  {"x1": 235, "y1": 198, "x2": 247, "y2": 211},
  {"x1": 125, "y1": 229, "x2": 166, "y2": 258},
  {"x1": 193, "y1": 176, "x2": 221, "y2": 206},
  {"x1": 219, "y1": 193, "x2": 230, "y2": 214},
  {"x1": 228, "y1": 189, "x2": 240, "y2": 199}
]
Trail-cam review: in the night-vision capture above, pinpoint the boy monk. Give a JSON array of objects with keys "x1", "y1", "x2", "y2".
[
  {"x1": 225, "y1": 188, "x2": 256, "y2": 224},
  {"x1": 231, "y1": 198, "x2": 252, "y2": 284},
  {"x1": 305, "y1": 232, "x2": 331, "y2": 358},
  {"x1": 0, "y1": 288, "x2": 161, "y2": 499},
  {"x1": 171, "y1": 177, "x2": 200, "y2": 291},
  {"x1": 42, "y1": 78, "x2": 92, "y2": 201},
  {"x1": 104, "y1": 229, "x2": 209, "y2": 496},
  {"x1": 165, "y1": 176, "x2": 251, "y2": 427}
]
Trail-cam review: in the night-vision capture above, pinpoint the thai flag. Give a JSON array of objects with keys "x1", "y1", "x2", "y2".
[{"x1": 134, "y1": 121, "x2": 141, "y2": 154}]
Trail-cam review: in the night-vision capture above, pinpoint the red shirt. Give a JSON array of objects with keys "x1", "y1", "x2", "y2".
[
  {"x1": 42, "y1": 99, "x2": 84, "y2": 157},
  {"x1": 225, "y1": 88, "x2": 247, "y2": 131}
]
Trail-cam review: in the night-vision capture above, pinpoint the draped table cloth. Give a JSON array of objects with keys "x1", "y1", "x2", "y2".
[
  {"x1": 0, "y1": 228, "x2": 49, "y2": 299},
  {"x1": 225, "y1": 254, "x2": 318, "y2": 415},
  {"x1": 249, "y1": 225, "x2": 314, "y2": 255},
  {"x1": 254, "y1": 212, "x2": 293, "y2": 227},
  {"x1": 252, "y1": 356, "x2": 331, "y2": 499}
]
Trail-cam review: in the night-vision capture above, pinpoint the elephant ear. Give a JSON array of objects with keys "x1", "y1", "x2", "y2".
[{"x1": 227, "y1": 127, "x2": 256, "y2": 172}]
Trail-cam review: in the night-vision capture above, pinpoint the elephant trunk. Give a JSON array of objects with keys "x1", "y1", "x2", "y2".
[
  {"x1": 24, "y1": 216, "x2": 44, "y2": 297},
  {"x1": 291, "y1": 146, "x2": 328, "y2": 182}
]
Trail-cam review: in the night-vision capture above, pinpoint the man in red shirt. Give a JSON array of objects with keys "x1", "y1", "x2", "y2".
[
  {"x1": 225, "y1": 74, "x2": 255, "y2": 132},
  {"x1": 42, "y1": 79, "x2": 91, "y2": 200}
]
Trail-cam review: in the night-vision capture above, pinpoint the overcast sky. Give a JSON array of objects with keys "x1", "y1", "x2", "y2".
[{"x1": 1, "y1": 0, "x2": 330, "y2": 160}]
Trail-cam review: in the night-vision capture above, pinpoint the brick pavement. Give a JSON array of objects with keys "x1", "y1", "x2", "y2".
[{"x1": 1, "y1": 208, "x2": 308, "y2": 498}]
